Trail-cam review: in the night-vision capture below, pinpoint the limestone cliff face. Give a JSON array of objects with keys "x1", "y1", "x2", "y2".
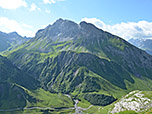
[{"x1": 111, "y1": 90, "x2": 152, "y2": 113}]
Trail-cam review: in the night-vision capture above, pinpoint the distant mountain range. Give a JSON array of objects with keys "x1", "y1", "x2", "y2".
[
  {"x1": 129, "y1": 38, "x2": 152, "y2": 55},
  {"x1": 0, "y1": 31, "x2": 31, "y2": 52},
  {"x1": 0, "y1": 19, "x2": 152, "y2": 113}
]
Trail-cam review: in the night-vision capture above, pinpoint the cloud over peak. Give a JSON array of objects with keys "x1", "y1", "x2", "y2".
[
  {"x1": 0, "y1": 0, "x2": 27, "y2": 9},
  {"x1": 81, "y1": 18, "x2": 152, "y2": 40}
]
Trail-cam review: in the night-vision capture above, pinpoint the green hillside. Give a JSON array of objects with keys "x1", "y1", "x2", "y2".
[
  {"x1": 1, "y1": 19, "x2": 152, "y2": 113},
  {"x1": 0, "y1": 55, "x2": 74, "y2": 114}
]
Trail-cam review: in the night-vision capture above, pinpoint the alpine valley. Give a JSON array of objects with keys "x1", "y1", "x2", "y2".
[{"x1": 1, "y1": 19, "x2": 152, "y2": 114}]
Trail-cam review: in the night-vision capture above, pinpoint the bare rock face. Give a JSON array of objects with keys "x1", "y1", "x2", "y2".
[{"x1": 111, "y1": 90, "x2": 152, "y2": 113}]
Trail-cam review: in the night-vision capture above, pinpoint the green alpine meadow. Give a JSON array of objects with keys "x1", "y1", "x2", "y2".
[{"x1": 0, "y1": 18, "x2": 152, "y2": 114}]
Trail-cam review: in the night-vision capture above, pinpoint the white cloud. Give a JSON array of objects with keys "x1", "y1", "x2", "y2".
[
  {"x1": 0, "y1": 0, "x2": 27, "y2": 9},
  {"x1": 0, "y1": 17, "x2": 35, "y2": 37},
  {"x1": 43, "y1": 0, "x2": 65, "y2": 4},
  {"x1": 29, "y1": 3, "x2": 41, "y2": 11},
  {"x1": 56, "y1": 0, "x2": 66, "y2": 1},
  {"x1": 22, "y1": 23, "x2": 33, "y2": 29},
  {"x1": 43, "y1": 0, "x2": 55, "y2": 4},
  {"x1": 45, "y1": 9, "x2": 51, "y2": 13},
  {"x1": 81, "y1": 18, "x2": 152, "y2": 40}
]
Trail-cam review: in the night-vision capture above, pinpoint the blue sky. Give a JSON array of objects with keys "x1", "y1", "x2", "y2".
[{"x1": 0, "y1": 0, "x2": 152, "y2": 40}]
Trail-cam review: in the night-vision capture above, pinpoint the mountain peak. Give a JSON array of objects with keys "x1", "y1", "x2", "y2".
[
  {"x1": 35, "y1": 18, "x2": 80, "y2": 41},
  {"x1": 54, "y1": 18, "x2": 64, "y2": 23},
  {"x1": 9, "y1": 31, "x2": 20, "y2": 36},
  {"x1": 52, "y1": 18, "x2": 78, "y2": 27},
  {"x1": 79, "y1": 21, "x2": 88, "y2": 25},
  {"x1": 80, "y1": 21, "x2": 103, "y2": 32},
  {"x1": 9, "y1": 31, "x2": 18, "y2": 34},
  {"x1": 35, "y1": 19, "x2": 106, "y2": 41}
]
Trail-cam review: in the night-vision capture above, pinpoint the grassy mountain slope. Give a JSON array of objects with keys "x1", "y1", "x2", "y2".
[
  {"x1": 0, "y1": 55, "x2": 73, "y2": 113},
  {"x1": 0, "y1": 55, "x2": 39, "y2": 109},
  {"x1": 0, "y1": 55, "x2": 39, "y2": 89},
  {"x1": 3, "y1": 19, "x2": 152, "y2": 111}
]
